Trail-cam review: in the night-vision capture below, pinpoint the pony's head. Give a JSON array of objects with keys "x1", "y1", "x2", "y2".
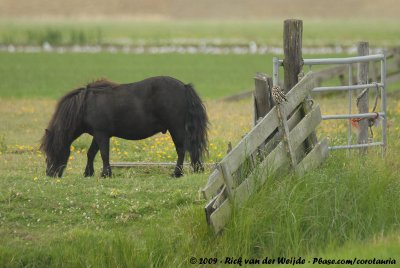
[
  {"x1": 40, "y1": 86, "x2": 86, "y2": 177},
  {"x1": 40, "y1": 129, "x2": 71, "y2": 177}
]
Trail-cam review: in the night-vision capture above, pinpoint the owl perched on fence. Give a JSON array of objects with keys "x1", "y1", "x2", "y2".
[{"x1": 271, "y1": 85, "x2": 287, "y2": 105}]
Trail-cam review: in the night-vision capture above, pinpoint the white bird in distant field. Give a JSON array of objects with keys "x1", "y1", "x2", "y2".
[{"x1": 271, "y1": 85, "x2": 287, "y2": 105}]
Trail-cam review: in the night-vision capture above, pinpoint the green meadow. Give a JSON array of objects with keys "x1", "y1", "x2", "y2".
[
  {"x1": 0, "y1": 53, "x2": 273, "y2": 99},
  {"x1": 1, "y1": 19, "x2": 400, "y2": 267}
]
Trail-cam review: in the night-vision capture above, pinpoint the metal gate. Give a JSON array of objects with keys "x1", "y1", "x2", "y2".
[{"x1": 272, "y1": 53, "x2": 387, "y2": 153}]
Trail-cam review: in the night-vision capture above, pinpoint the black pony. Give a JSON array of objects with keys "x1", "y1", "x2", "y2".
[{"x1": 40, "y1": 76, "x2": 208, "y2": 178}]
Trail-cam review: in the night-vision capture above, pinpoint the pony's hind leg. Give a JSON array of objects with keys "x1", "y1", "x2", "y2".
[
  {"x1": 84, "y1": 138, "x2": 99, "y2": 177},
  {"x1": 170, "y1": 130, "x2": 185, "y2": 177},
  {"x1": 174, "y1": 146, "x2": 185, "y2": 177},
  {"x1": 94, "y1": 133, "x2": 112, "y2": 178}
]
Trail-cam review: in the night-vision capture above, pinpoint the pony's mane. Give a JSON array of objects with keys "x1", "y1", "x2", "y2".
[
  {"x1": 40, "y1": 87, "x2": 87, "y2": 158},
  {"x1": 87, "y1": 79, "x2": 119, "y2": 89},
  {"x1": 40, "y1": 79, "x2": 119, "y2": 158}
]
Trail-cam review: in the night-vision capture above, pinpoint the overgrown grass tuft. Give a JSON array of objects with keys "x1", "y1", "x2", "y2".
[{"x1": 216, "y1": 150, "x2": 400, "y2": 258}]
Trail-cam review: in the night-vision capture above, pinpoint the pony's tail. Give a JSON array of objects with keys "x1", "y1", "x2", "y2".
[
  {"x1": 40, "y1": 88, "x2": 87, "y2": 154},
  {"x1": 184, "y1": 84, "x2": 209, "y2": 170}
]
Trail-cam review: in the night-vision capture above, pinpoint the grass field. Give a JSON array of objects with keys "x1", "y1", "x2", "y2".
[
  {"x1": 0, "y1": 52, "x2": 275, "y2": 99},
  {"x1": 1, "y1": 19, "x2": 400, "y2": 47},
  {"x1": 1, "y1": 49, "x2": 400, "y2": 267},
  {"x1": 1, "y1": 95, "x2": 399, "y2": 267},
  {"x1": 1, "y1": 52, "x2": 399, "y2": 100},
  {"x1": 1, "y1": 12, "x2": 400, "y2": 266}
]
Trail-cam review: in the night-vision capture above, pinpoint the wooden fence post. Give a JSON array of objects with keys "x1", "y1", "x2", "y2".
[
  {"x1": 283, "y1": 19, "x2": 317, "y2": 154},
  {"x1": 357, "y1": 42, "x2": 369, "y2": 154},
  {"x1": 254, "y1": 73, "x2": 273, "y2": 125},
  {"x1": 283, "y1": 19, "x2": 303, "y2": 93}
]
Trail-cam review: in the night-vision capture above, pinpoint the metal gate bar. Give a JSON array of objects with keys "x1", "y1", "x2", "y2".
[
  {"x1": 272, "y1": 53, "x2": 387, "y2": 153},
  {"x1": 330, "y1": 142, "x2": 384, "y2": 150},
  {"x1": 322, "y1": 112, "x2": 385, "y2": 120},
  {"x1": 313, "y1": 83, "x2": 383, "y2": 92},
  {"x1": 347, "y1": 64, "x2": 353, "y2": 149}
]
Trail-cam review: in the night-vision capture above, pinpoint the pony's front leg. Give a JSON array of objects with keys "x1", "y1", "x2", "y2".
[
  {"x1": 94, "y1": 133, "x2": 112, "y2": 178},
  {"x1": 84, "y1": 138, "x2": 99, "y2": 177}
]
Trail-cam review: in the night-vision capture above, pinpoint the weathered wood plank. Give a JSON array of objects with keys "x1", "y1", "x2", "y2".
[
  {"x1": 230, "y1": 116, "x2": 306, "y2": 208},
  {"x1": 233, "y1": 179, "x2": 251, "y2": 208},
  {"x1": 261, "y1": 105, "x2": 302, "y2": 155},
  {"x1": 259, "y1": 105, "x2": 321, "y2": 175},
  {"x1": 282, "y1": 72, "x2": 317, "y2": 116},
  {"x1": 202, "y1": 169, "x2": 224, "y2": 200},
  {"x1": 218, "y1": 163, "x2": 235, "y2": 198},
  {"x1": 220, "y1": 72, "x2": 315, "y2": 176},
  {"x1": 202, "y1": 97, "x2": 305, "y2": 201},
  {"x1": 276, "y1": 104, "x2": 297, "y2": 167},
  {"x1": 287, "y1": 105, "x2": 303, "y2": 129},
  {"x1": 288, "y1": 105, "x2": 322, "y2": 150},
  {"x1": 296, "y1": 139, "x2": 329, "y2": 176},
  {"x1": 210, "y1": 136, "x2": 328, "y2": 234},
  {"x1": 210, "y1": 198, "x2": 232, "y2": 234},
  {"x1": 208, "y1": 102, "x2": 324, "y2": 235},
  {"x1": 212, "y1": 129, "x2": 327, "y2": 233},
  {"x1": 204, "y1": 195, "x2": 218, "y2": 224},
  {"x1": 220, "y1": 108, "x2": 280, "y2": 175},
  {"x1": 261, "y1": 141, "x2": 290, "y2": 176},
  {"x1": 301, "y1": 97, "x2": 318, "y2": 152},
  {"x1": 233, "y1": 162, "x2": 269, "y2": 208},
  {"x1": 254, "y1": 73, "x2": 273, "y2": 122},
  {"x1": 208, "y1": 109, "x2": 308, "y2": 229},
  {"x1": 230, "y1": 97, "x2": 322, "y2": 198}
]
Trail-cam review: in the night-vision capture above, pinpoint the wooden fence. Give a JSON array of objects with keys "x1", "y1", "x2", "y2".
[{"x1": 202, "y1": 72, "x2": 329, "y2": 234}]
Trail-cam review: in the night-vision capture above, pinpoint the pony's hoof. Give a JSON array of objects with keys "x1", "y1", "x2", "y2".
[
  {"x1": 101, "y1": 168, "x2": 112, "y2": 178},
  {"x1": 84, "y1": 170, "x2": 94, "y2": 177},
  {"x1": 101, "y1": 173, "x2": 112, "y2": 178},
  {"x1": 171, "y1": 172, "x2": 183, "y2": 178}
]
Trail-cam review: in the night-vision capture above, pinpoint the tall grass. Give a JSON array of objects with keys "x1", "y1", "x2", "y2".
[{"x1": 219, "y1": 150, "x2": 400, "y2": 257}]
